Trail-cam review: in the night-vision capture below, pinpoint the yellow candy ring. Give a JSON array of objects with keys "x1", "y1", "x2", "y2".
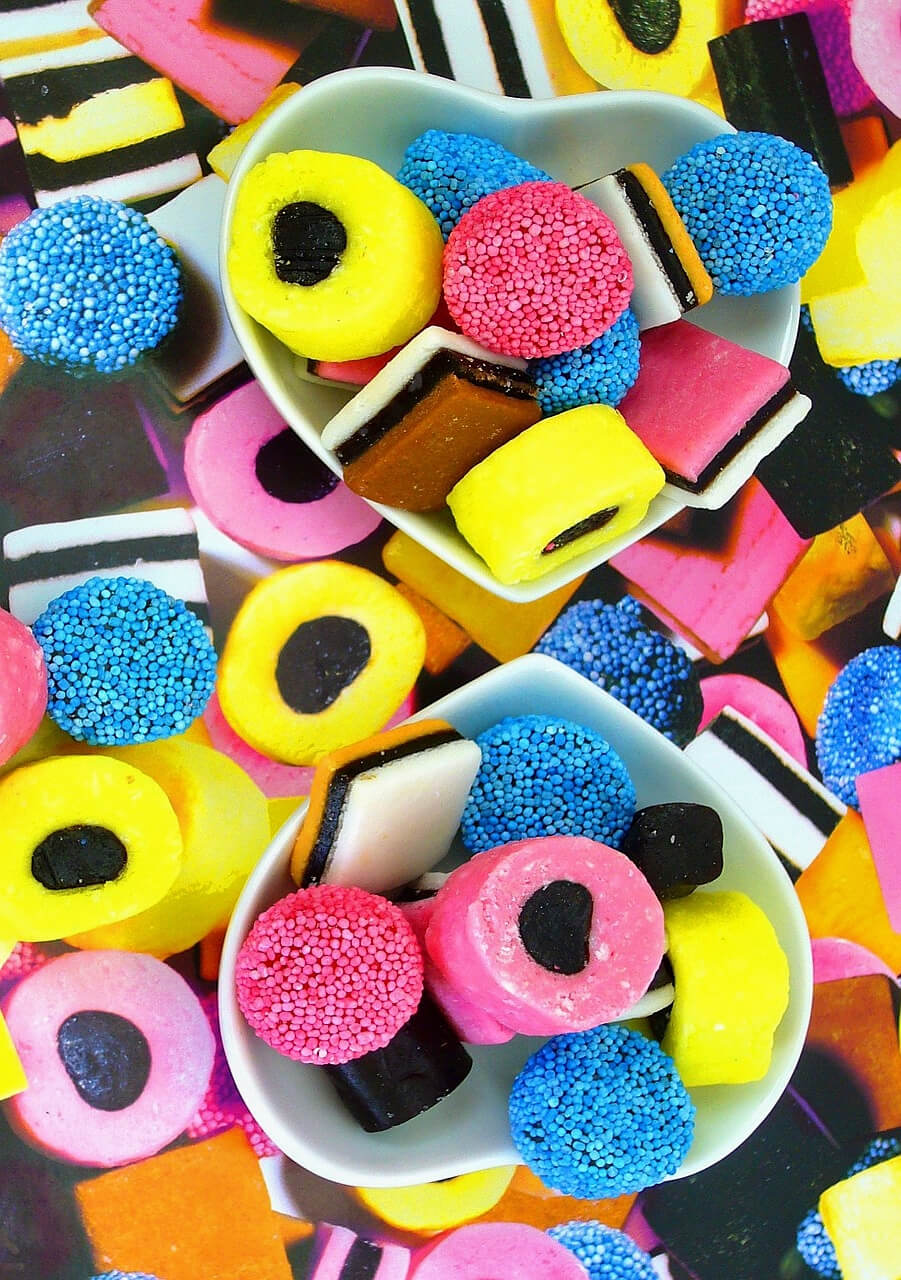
[
  {"x1": 228, "y1": 149, "x2": 444, "y2": 361},
  {"x1": 555, "y1": 0, "x2": 741, "y2": 96},
  {"x1": 662, "y1": 889, "x2": 790, "y2": 1086},
  {"x1": 218, "y1": 561, "x2": 425, "y2": 765},
  {"x1": 0, "y1": 755, "x2": 182, "y2": 942},
  {"x1": 355, "y1": 1167, "x2": 517, "y2": 1235},
  {"x1": 67, "y1": 740, "x2": 269, "y2": 958}
]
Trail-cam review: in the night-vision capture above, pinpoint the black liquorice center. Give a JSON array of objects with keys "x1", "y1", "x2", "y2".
[
  {"x1": 31, "y1": 824, "x2": 127, "y2": 891},
  {"x1": 518, "y1": 880, "x2": 593, "y2": 975},
  {"x1": 340, "y1": 1238, "x2": 382, "y2": 1280},
  {"x1": 608, "y1": 0, "x2": 681, "y2": 54},
  {"x1": 271, "y1": 201, "x2": 347, "y2": 286},
  {"x1": 56, "y1": 1010, "x2": 151, "y2": 1111},
  {"x1": 543, "y1": 507, "x2": 618, "y2": 555},
  {"x1": 276, "y1": 615, "x2": 371, "y2": 715},
  {"x1": 255, "y1": 428, "x2": 339, "y2": 504}
]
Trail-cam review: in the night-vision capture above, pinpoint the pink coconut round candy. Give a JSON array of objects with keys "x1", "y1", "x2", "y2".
[
  {"x1": 443, "y1": 181, "x2": 633, "y2": 359},
  {"x1": 0, "y1": 606, "x2": 47, "y2": 765},
  {"x1": 235, "y1": 884, "x2": 424, "y2": 1065}
]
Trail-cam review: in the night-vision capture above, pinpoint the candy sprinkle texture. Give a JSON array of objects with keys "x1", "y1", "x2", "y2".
[
  {"x1": 528, "y1": 309, "x2": 641, "y2": 414},
  {"x1": 33, "y1": 576, "x2": 217, "y2": 746},
  {"x1": 397, "y1": 129, "x2": 552, "y2": 239},
  {"x1": 836, "y1": 357, "x2": 901, "y2": 397},
  {"x1": 816, "y1": 646, "x2": 901, "y2": 808},
  {"x1": 509, "y1": 1025, "x2": 695, "y2": 1198},
  {"x1": 460, "y1": 713, "x2": 636, "y2": 854},
  {"x1": 0, "y1": 196, "x2": 182, "y2": 374},
  {"x1": 662, "y1": 132, "x2": 832, "y2": 296},
  {"x1": 537, "y1": 596, "x2": 703, "y2": 747},
  {"x1": 235, "y1": 884, "x2": 424, "y2": 1065},
  {"x1": 443, "y1": 182, "x2": 633, "y2": 359},
  {"x1": 547, "y1": 1220, "x2": 658, "y2": 1280}
]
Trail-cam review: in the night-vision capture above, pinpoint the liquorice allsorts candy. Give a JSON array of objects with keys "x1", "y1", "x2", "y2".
[
  {"x1": 2, "y1": 950, "x2": 214, "y2": 1166},
  {"x1": 217, "y1": 561, "x2": 425, "y2": 765},
  {"x1": 227, "y1": 149, "x2": 444, "y2": 361},
  {"x1": 622, "y1": 803, "x2": 724, "y2": 899}
]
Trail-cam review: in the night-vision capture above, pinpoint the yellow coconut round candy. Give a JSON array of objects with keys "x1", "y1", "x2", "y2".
[
  {"x1": 662, "y1": 889, "x2": 790, "y2": 1086},
  {"x1": 355, "y1": 1168, "x2": 517, "y2": 1235},
  {"x1": 218, "y1": 561, "x2": 425, "y2": 765},
  {"x1": 228, "y1": 149, "x2": 444, "y2": 361},
  {"x1": 67, "y1": 739, "x2": 269, "y2": 957},
  {"x1": 0, "y1": 754, "x2": 182, "y2": 942},
  {"x1": 556, "y1": 0, "x2": 741, "y2": 96}
]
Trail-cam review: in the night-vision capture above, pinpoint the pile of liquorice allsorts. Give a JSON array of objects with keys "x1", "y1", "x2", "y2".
[
  {"x1": 233, "y1": 709, "x2": 791, "y2": 1201},
  {"x1": 225, "y1": 122, "x2": 830, "y2": 585}
]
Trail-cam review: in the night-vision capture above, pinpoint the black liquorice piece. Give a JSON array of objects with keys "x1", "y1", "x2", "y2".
[
  {"x1": 31, "y1": 824, "x2": 127, "y2": 891},
  {"x1": 709, "y1": 14, "x2": 852, "y2": 188},
  {"x1": 324, "y1": 995, "x2": 472, "y2": 1133},
  {"x1": 621, "y1": 803, "x2": 724, "y2": 899},
  {"x1": 275, "y1": 616, "x2": 372, "y2": 715},
  {"x1": 756, "y1": 320, "x2": 901, "y2": 537}
]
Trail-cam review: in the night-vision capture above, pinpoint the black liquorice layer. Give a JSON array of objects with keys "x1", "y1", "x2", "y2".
[
  {"x1": 617, "y1": 168, "x2": 697, "y2": 311},
  {"x1": 334, "y1": 349, "x2": 537, "y2": 467},
  {"x1": 709, "y1": 712, "x2": 844, "y2": 836},
  {"x1": 475, "y1": 0, "x2": 531, "y2": 96},
  {"x1": 662, "y1": 382, "x2": 797, "y2": 494},
  {"x1": 5, "y1": 532, "x2": 200, "y2": 586},
  {"x1": 302, "y1": 727, "x2": 463, "y2": 885},
  {"x1": 340, "y1": 1239, "x2": 382, "y2": 1280}
]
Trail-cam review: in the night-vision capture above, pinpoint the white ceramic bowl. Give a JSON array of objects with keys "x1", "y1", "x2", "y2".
[
  {"x1": 219, "y1": 653, "x2": 812, "y2": 1188},
  {"x1": 219, "y1": 67, "x2": 800, "y2": 604}
]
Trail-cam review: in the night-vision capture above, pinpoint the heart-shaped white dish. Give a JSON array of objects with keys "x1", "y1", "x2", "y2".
[
  {"x1": 218, "y1": 655, "x2": 812, "y2": 1188},
  {"x1": 219, "y1": 67, "x2": 800, "y2": 602}
]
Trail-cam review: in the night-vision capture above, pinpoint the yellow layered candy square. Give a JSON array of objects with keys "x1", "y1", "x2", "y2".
[
  {"x1": 0, "y1": 1012, "x2": 27, "y2": 1102},
  {"x1": 447, "y1": 404, "x2": 665, "y2": 585},
  {"x1": 662, "y1": 890, "x2": 790, "y2": 1086},
  {"x1": 820, "y1": 1154, "x2": 901, "y2": 1280}
]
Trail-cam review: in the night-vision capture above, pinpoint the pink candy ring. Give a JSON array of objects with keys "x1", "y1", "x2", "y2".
[
  {"x1": 235, "y1": 884, "x2": 424, "y2": 1065},
  {"x1": 699, "y1": 673, "x2": 808, "y2": 768},
  {"x1": 850, "y1": 0, "x2": 901, "y2": 116},
  {"x1": 426, "y1": 835, "x2": 664, "y2": 1036},
  {"x1": 203, "y1": 689, "x2": 417, "y2": 799},
  {"x1": 2, "y1": 950, "x2": 215, "y2": 1167},
  {"x1": 400, "y1": 896, "x2": 514, "y2": 1046},
  {"x1": 412, "y1": 1223, "x2": 589, "y2": 1279},
  {"x1": 184, "y1": 379, "x2": 381, "y2": 561},
  {"x1": 443, "y1": 182, "x2": 633, "y2": 359},
  {"x1": 0, "y1": 607, "x2": 47, "y2": 766}
]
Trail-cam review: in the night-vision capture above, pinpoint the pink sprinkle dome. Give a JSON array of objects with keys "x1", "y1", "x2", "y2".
[
  {"x1": 443, "y1": 181, "x2": 633, "y2": 359},
  {"x1": 235, "y1": 884, "x2": 424, "y2": 1065}
]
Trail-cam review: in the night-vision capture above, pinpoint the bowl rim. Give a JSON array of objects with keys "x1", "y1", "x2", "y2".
[
  {"x1": 218, "y1": 67, "x2": 800, "y2": 605},
  {"x1": 219, "y1": 653, "x2": 813, "y2": 1187}
]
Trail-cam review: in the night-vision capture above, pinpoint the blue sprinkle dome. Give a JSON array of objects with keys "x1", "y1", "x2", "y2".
[
  {"x1": 662, "y1": 132, "x2": 832, "y2": 296},
  {"x1": 509, "y1": 1025, "x2": 695, "y2": 1199},
  {"x1": 528, "y1": 309, "x2": 641, "y2": 414},
  {"x1": 397, "y1": 129, "x2": 552, "y2": 239},
  {"x1": 536, "y1": 596, "x2": 703, "y2": 747},
  {"x1": 33, "y1": 576, "x2": 217, "y2": 745},
  {"x1": 836, "y1": 357, "x2": 901, "y2": 397},
  {"x1": 547, "y1": 1221, "x2": 657, "y2": 1279},
  {"x1": 816, "y1": 645, "x2": 901, "y2": 808},
  {"x1": 460, "y1": 714, "x2": 636, "y2": 854},
  {"x1": 796, "y1": 1134, "x2": 901, "y2": 1278},
  {"x1": 0, "y1": 196, "x2": 181, "y2": 374}
]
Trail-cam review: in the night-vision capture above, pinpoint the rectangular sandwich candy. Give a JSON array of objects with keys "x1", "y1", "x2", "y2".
[
  {"x1": 820, "y1": 1154, "x2": 901, "y2": 1279},
  {"x1": 612, "y1": 479, "x2": 811, "y2": 663},
  {"x1": 321, "y1": 326, "x2": 541, "y2": 512},
  {"x1": 685, "y1": 706, "x2": 845, "y2": 878},
  {"x1": 394, "y1": 583, "x2": 471, "y2": 675},
  {"x1": 577, "y1": 166, "x2": 712, "y2": 331},
  {"x1": 618, "y1": 319, "x2": 809, "y2": 509},
  {"x1": 3, "y1": 507, "x2": 210, "y2": 632},
  {"x1": 709, "y1": 14, "x2": 852, "y2": 188}
]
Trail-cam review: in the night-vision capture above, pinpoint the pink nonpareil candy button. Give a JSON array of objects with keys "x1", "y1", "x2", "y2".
[
  {"x1": 411, "y1": 1222, "x2": 589, "y2": 1279},
  {"x1": 0, "y1": 607, "x2": 47, "y2": 766},
  {"x1": 425, "y1": 835, "x2": 664, "y2": 1036}
]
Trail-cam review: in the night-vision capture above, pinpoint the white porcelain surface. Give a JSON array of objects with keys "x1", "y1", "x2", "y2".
[
  {"x1": 219, "y1": 654, "x2": 812, "y2": 1188},
  {"x1": 219, "y1": 67, "x2": 800, "y2": 603}
]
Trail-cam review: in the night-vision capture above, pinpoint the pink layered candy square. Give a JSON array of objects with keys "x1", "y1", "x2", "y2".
[
  {"x1": 88, "y1": 0, "x2": 305, "y2": 124},
  {"x1": 618, "y1": 320, "x2": 789, "y2": 486},
  {"x1": 857, "y1": 763, "x2": 901, "y2": 931},
  {"x1": 611, "y1": 479, "x2": 812, "y2": 662}
]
